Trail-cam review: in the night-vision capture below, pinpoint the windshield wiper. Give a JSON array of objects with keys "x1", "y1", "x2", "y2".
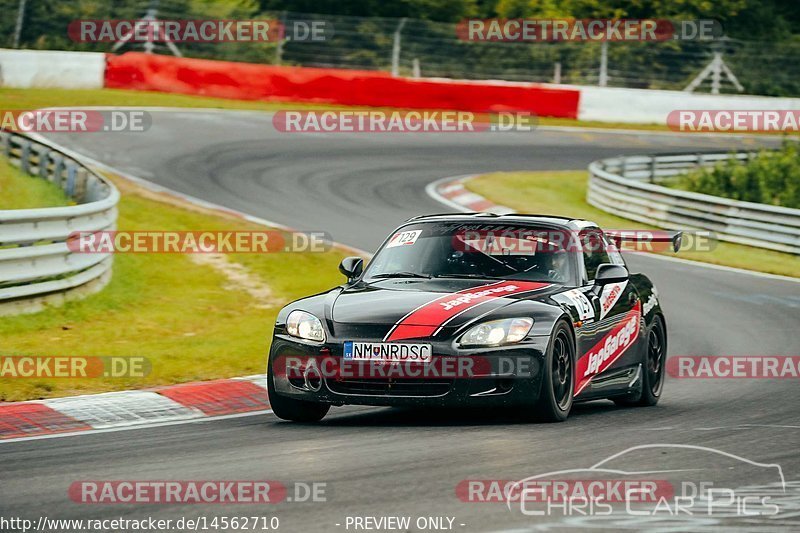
[
  {"x1": 434, "y1": 273, "x2": 507, "y2": 280},
  {"x1": 371, "y1": 272, "x2": 432, "y2": 279}
]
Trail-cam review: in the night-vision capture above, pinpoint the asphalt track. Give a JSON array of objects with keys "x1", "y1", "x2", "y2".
[{"x1": 2, "y1": 111, "x2": 799, "y2": 532}]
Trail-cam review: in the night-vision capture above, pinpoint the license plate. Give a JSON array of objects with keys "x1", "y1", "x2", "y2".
[{"x1": 343, "y1": 342, "x2": 433, "y2": 363}]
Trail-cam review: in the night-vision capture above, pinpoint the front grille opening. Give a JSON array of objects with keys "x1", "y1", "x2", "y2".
[{"x1": 328, "y1": 378, "x2": 452, "y2": 397}]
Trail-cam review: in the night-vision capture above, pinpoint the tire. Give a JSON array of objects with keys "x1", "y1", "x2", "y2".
[
  {"x1": 267, "y1": 363, "x2": 330, "y2": 422},
  {"x1": 528, "y1": 320, "x2": 575, "y2": 422},
  {"x1": 614, "y1": 314, "x2": 666, "y2": 407}
]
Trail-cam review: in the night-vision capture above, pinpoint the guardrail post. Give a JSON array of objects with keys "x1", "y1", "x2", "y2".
[
  {"x1": 75, "y1": 168, "x2": 89, "y2": 202},
  {"x1": 66, "y1": 163, "x2": 77, "y2": 197},
  {"x1": 649, "y1": 156, "x2": 657, "y2": 183},
  {"x1": 38, "y1": 149, "x2": 51, "y2": 179},
  {"x1": 1, "y1": 132, "x2": 10, "y2": 157},
  {"x1": 20, "y1": 140, "x2": 31, "y2": 174},
  {"x1": 620, "y1": 156, "x2": 627, "y2": 178},
  {"x1": 52, "y1": 155, "x2": 65, "y2": 186}
]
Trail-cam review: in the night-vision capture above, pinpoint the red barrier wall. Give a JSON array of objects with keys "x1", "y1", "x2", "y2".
[{"x1": 105, "y1": 53, "x2": 580, "y2": 118}]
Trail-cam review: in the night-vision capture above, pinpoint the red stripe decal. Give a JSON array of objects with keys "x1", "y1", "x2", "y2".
[
  {"x1": 385, "y1": 280, "x2": 550, "y2": 341},
  {"x1": 575, "y1": 302, "x2": 642, "y2": 396}
]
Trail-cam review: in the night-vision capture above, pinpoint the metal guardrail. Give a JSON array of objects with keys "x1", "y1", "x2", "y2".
[
  {"x1": 587, "y1": 151, "x2": 800, "y2": 255},
  {"x1": 0, "y1": 131, "x2": 119, "y2": 312}
]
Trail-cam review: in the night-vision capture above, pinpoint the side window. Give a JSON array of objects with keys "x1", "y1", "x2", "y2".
[
  {"x1": 605, "y1": 235, "x2": 626, "y2": 266},
  {"x1": 580, "y1": 229, "x2": 611, "y2": 281}
]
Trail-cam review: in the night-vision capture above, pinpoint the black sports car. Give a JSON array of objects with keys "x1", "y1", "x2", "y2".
[{"x1": 267, "y1": 214, "x2": 671, "y2": 422}]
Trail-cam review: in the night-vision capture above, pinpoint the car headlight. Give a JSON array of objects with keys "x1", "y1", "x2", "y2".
[
  {"x1": 286, "y1": 310, "x2": 326, "y2": 342},
  {"x1": 459, "y1": 318, "x2": 533, "y2": 347}
]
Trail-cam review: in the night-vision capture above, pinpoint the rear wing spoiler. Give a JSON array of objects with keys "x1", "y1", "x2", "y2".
[{"x1": 605, "y1": 230, "x2": 683, "y2": 253}]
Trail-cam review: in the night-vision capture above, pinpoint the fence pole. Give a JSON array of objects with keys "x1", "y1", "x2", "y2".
[
  {"x1": 710, "y1": 52, "x2": 722, "y2": 94},
  {"x1": 13, "y1": 0, "x2": 27, "y2": 48},
  {"x1": 275, "y1": 11, "x2": 287, "y2": 65},
  {"x1": 391, "y1": 18, "x2": 407, "y2": 76},
  {"x1": 599, "y1": 41, "x2": 608, "y2": 86}
]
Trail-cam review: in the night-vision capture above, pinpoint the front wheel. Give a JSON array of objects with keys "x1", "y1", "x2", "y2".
[
  {"x1": 267, "y1": 364, "x2": 330, "y2": 422},
  {"x1": 527, "y1": 320, "x2": 575, "y2": 422}
]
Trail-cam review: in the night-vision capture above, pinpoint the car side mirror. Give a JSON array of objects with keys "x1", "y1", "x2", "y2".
[
  {"x1": 594, "y1": 263, "x2": 629, "y2": 286},
  {"x1": 339, "y1": 257, "x2": 364, "y2": 282}
]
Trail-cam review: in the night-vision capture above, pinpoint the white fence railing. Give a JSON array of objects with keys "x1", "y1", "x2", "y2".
[
  {"x1": 0, "y1": 131, "x2": 119, "y2": 313},
  {"x1": 587, "y1": 151, "x2": 800, "y2": 255}
]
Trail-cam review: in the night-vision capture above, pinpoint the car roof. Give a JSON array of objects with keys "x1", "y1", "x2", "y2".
[{"x1": 404, "y1": 212, "x2": 598, "y2": 230}]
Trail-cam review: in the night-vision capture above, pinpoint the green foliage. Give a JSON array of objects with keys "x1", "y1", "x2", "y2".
[
  {"x1": 0, "y1": 158, "x2": 71, "y2": 209},
  {"x1": 677, "y1": 142, "x2": 800, "y2": 209},
  {"x1": 258, "y1": 0, "x2": 479, "y2": 21}
]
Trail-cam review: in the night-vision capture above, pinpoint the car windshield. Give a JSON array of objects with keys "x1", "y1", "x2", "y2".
[{"x1": 364, "y1": 221, "x2": 578, "y2": 284}]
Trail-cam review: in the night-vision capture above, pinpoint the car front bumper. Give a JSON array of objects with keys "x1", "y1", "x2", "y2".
[{"x1": 268, "y1": 335, "x2": 550, "y2": 408}]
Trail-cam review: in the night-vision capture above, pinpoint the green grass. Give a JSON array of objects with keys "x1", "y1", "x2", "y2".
[
  {"x1": 0, "y1": 87, "x2": 331, "y2": 113},
  {"x1": 467, "y1": 170, "x2": 800, "y2": 278},
  {"x1": 0, "y1": 158, "x2": 71, "y2": 209},
  {"x1": 0, "y1": 174, "x2": 352, "y2": 402}
]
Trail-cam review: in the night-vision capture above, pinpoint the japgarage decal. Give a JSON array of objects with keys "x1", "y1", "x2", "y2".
[{"x1": 575, "y1": 302, "x2": 642, "y2": 395}]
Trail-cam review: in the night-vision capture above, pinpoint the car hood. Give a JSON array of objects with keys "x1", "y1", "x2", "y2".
[{"x1": 331, "y1": 278, "x2": 558, "y2": 339}]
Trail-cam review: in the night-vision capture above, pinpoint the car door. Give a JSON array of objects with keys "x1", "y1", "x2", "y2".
[{"x1": 574, "y1": 228, "x2": 642, "y2": 397}]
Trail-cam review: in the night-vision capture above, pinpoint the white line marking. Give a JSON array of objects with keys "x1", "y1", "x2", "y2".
[
  {"x1": 0, "y1": 409, "x2": 274, "y2": 445},
  {"x1": 628, "y1": 251, "x2": 800, "y2": 284},
  {"x1": 538, "y1": 124, "x2": 791, "y2": 141},
  {"x1": 739, "y1": 424, "x2": 800, "y2": 429}
]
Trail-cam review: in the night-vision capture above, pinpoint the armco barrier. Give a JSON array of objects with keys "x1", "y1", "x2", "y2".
[
  {"x1": 104, "y1": 52, "x2": 580, "y2": 118},
  {"x1": 0, "y1": 131, "x2": 119, "y2": 314},
  {"x1": 587, "y1": 151, "x2": 800, "y2": 254}
]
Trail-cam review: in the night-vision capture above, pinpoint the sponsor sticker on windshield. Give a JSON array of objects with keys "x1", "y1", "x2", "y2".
[{"x1": 386, "y1": 230, "x2": 422, "y2": 248}]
